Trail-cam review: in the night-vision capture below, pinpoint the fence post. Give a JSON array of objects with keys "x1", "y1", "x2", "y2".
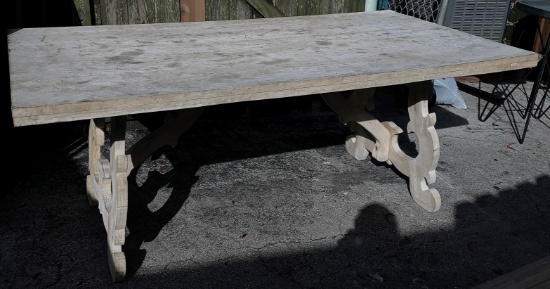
[{"x1": 180, "y1": 0, "x2": 205, "y2": 22}]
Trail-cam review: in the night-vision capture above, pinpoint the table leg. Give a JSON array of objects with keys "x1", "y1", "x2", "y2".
[
  {"x1": 322, "y1": 89, "x2": 391, "y2": 162},
  {"x1": 86, "y1": 108, "x2": 203, "y2": 281},
  {"x1": 390, "y1": 81, "x2": 441, "y2": 212},
  {"x1": 86, "y1": 118, "x2": 105, "y2": 207},
  {"x1": 322, "y1": 81, "x2": 441, "y2": 212},
  {"x1": 106, "y1": 116, "x2": 129, "y2": 281},
  {"x1": 86, "y1": 116, "x2": 128, "y2": 281}
]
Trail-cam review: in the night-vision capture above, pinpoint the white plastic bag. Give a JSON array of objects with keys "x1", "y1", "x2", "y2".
[{"x1": 433, "y1": 78, "x2": 467, "y2": 109}]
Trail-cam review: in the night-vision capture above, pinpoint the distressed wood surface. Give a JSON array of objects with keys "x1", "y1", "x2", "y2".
[
  {"x1": 206, "y1": 0, "x2": 257, "y2": 21},
  {"x1": 180, "y1": 0, "x2": 205, "y2": 22},
  {"x1": 100, "y1": 0, "x2": 128, "y2": 25},
  {"x1": 9, "y1": 10, "x2": 538, "y2": 127},
  {"x1": 107, "y1": 116, "x2": 128, "y2": 281},
  {"x1": 245, "y1": 0, "x2": 284, "y2": 17},
  {"x1": 272, "y1": 0, "x2": 364, "y2": 16},
  {"x1": 72, "y1": 0, "x2": 93, "y2": 26},
  {"x1": 127, "y1": 0, "x2": 180, "y2": 25},
  {"x1": 93, "y1": 0, "x2": 366, "y2": 23},
  {"x1": 95, "y1": 0, "x2": 179, "y2": 25}
]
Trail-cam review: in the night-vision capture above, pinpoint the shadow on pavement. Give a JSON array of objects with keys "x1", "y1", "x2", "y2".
[
  {"x1": 2, "y1": 104, "x2": 547, "y2": 289},
  {"x1": 119, "y1": 175, "x2": 550, "y2": 289}
]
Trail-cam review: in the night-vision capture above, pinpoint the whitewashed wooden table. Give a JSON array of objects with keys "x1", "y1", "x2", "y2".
[{"x1": 8, "y1": 10, "x2": 538, "y2": 281}]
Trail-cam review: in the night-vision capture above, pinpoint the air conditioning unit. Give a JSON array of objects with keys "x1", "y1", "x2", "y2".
[{"x1": 441, "y1": 0, "x2": 511, "y2": 42}]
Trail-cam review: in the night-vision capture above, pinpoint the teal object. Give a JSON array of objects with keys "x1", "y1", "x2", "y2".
[
  {"x1": 516, "y1": 0, "x2": 550, "y2": 19},
  {"x1": 378, "y1": 0, "x2": 389, "y2": 10}
]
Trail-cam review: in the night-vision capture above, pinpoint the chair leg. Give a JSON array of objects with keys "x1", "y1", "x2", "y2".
[
  {"x1": 518, "y1": 26, "x2": 550, "y2": 142},
  {"x1": 533, "y1": 88, "x2": 549, "y2": 119}
]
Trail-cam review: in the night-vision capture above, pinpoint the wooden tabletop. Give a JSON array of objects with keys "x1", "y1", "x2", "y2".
[{"x1": 8, "y1": 10, "x2": 538, "y2": 127}]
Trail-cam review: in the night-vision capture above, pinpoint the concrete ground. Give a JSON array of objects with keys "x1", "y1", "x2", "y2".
[{"x1": 1, "y1": 80, "x2": 549, "y2": 289}]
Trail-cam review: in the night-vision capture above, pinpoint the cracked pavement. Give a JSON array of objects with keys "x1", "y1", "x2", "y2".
[{"x1": 2, "y1": 85, "x2": 549, "y2": 288}]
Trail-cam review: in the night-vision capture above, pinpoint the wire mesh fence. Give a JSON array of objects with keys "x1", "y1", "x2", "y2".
[
  {"x1": 379, "y1": 0, "x2": 442, "y2": 23},
  {"x1": 380, "y1": 0, "x2": 511, "y2": 43}
]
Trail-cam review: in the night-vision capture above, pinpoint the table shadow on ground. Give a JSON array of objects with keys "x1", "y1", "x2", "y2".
[
  {"x1": 104, "y1": 106, "x2": 530, "y2": 287},
  {"x1": 107, "y1": 176, "x2": 550, "y2": 288},
  {"x1": 1, "y1": 100, "x2": 496, "y2": 289},
  {"x1": 120, "y1": 98, "x2": 469, "y2": 260}
]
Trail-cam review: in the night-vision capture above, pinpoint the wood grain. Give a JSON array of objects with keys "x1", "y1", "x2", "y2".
[
  {"x1": 180, "y1": 0, "x2": 205, "y2": 22},
  {"x1": 8, "y1": 10, "x2": 538, "y2": 127},
  {"x1": 245, "y1": 0, "x2": 284, "y2": 17}
]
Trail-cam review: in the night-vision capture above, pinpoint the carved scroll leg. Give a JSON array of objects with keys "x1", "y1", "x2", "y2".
[
  {"x1": 90, "y1": 108, "x2": 203, "y2": 281},
  {"x1": 348, "y1": 116, "x2": 391, "y2": 163},
  {"x1": 87, "y1": 109, "x2": 203, "y2": 281},
  {"x1": 322, "y1": 84, "x2": 440, "y2": 212},
  {"x1": 388, "y1": 81, "x2": 441, "y2": 212},
  {"x1": 322, "y1": 85, "x2": 441, "y2": 212},
  {"x1": 86, "y1": 116, "x2": 128, "y2": 281},
  {"x1": 322, "y1": 89, "x2": 391, "y2": 162},
  {"x1": 87, "y1": 118, "x2": 105, "y2": 206},
  {"x1": 106, "y1": 116, "x2": 128, "y2": 281}
]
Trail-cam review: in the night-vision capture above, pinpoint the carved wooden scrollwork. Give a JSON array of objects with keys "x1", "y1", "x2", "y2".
[
  {"x1": 86, "y1": 108, "x2": 204, "y2": 281},
  {"x1": 322, "y1": 81, "x2": 441, "y2": 212}
]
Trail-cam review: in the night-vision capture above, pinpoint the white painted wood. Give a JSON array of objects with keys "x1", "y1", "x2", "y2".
[
  {"x1": 86, "y1": 118, "x2": 104, "y2": 206},
  {"x1": 86, "y1": 117, "x2": 126, "y2": 280},
  {"x1": 8, "y1": 10, "x2": 538, "y2": 127},
  {"x1": 388, "y1": 81, "x2": 441, "y2": 212},
  {"x1": 322, "y1": 89, "x2": 393, "y2": 162},
  {"x1": 321, "y1": 82, "x2": 441, "y2": 212},
  {"x1": 107, "y1": 116, "x2": 128, "y2": 281},
  {"x1": 85, "y1": 117, "x2": 125, "y2": 281},
  {"x1": 96, "y1": 158, "x2": 112, "y2": 224}
]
